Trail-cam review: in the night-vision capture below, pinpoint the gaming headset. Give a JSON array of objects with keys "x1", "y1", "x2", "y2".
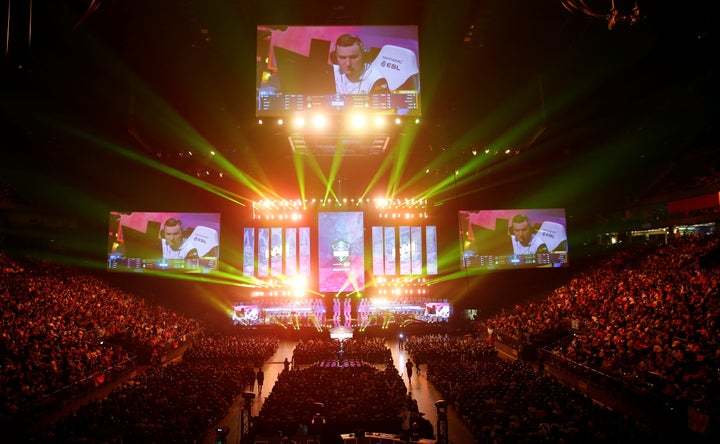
[
  {"x1": 329, "y1": 34, "x2": 371, "y2": 64},
  {"x1": 159, "y1": 218, "x2": 185, "y2": 239},
  {"x1": 508, "y1": 214, "x2": 537, "y2": 235}
]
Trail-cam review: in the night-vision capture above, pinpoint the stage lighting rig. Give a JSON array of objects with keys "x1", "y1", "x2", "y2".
[{"x1": 561, "y1": 0, "x2": 644, "y2": 29}]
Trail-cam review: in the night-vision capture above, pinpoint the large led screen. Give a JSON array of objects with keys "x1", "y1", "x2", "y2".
[
  {"x1": 257, "y1": 25, "x2": 420, "y2": 117},
  {"x1": 242, "y1": 226, "x2": 311, "y2": 279},
  {"x1": 371, "y1": 225, "x2": 438, "y2": 276},
  {"x1": 108, "y1": 212, "x2": 220, "y2": 273},
  {"x1": 318, "y1": 212, "x2": 365, "y2": 293},
  {"x1": 459, "y1": 209, "x2": 569, "y2": 270}
]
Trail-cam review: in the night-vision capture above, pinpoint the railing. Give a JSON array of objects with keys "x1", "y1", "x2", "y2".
[{"x1": 18, "y1": 354, "x2": 137, "y2": 416}]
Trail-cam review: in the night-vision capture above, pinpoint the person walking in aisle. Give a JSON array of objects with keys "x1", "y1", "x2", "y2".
[
  {"x1": 256, "y1": 368, "x2": 265, "y2": 394},
  {"x1": 405, "y1": 359, "x2": 414, "y2": 383}
]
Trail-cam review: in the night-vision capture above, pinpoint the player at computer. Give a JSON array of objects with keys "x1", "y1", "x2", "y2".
[
  {"x1": 331, "y1": 34, "x2": 388, "y2": 95},
  {"x1": 161, "y1": 218, "x2": 199, "y2": 260},
  {"x1": 509, "y1": 214, "x2": 549, "y2": 255}
]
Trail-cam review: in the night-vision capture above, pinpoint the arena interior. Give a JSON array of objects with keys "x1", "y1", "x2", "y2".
[{"x1": 1, "y1": 1, "x2": 720, "y2": 443}]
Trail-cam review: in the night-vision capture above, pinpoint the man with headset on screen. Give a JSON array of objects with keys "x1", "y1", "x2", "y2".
[
  {"x1": 509, "y1": 214, "x2": 549, "y2": 255},
  {"x1": 161, "y1": 218, "x2": 199, "y2": 260},
  {"x1": 332, "y1": 33, "x2": 388, "y2": 95}
]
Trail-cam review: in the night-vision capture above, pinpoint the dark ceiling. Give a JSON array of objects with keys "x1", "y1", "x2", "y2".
[{"x1": 1, "y1": 0, "x2": 718, "y2": 225}]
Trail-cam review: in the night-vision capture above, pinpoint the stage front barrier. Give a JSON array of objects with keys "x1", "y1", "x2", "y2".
[
  {"x1": 341, "y1": 433, "x2": 436, "y2": 444},
  {"x1": 253, "y1": 433, "x2": 436, "y2": 444}
]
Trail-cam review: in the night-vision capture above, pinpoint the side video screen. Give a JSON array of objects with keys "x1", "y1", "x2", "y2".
[
  {"x1": 459, "y1": 209, "x2": 569, "y2": 270},
  {"x1": 108, "y1": 212, "x2": 220, "y2": 273},
  {"x1": 256, "y1": 25, "x2": 420, "y2": 117}
]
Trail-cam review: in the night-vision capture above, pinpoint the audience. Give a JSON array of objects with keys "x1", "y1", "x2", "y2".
[
  {"x1": 485, "y1": 235, "x2": 720, "y2": 413},
  {"x1": 0, "y1": 255, "x2": 199, "y2": 420},
  {"x1": 256, "y1": 359, "x2": 427, "y2": 440},
  {"x1": 2, "y1": 232, "x2": 720, "y2": 442},
  {"x1": 403, "y1": 333, "x2": 497, "y2": 365},
  {"x1": 292, "y1": 336, "x2": 391, "y2": 365},
  {"x1": 425, "y1": 355, "x2": 653, "y2": 443},
  {"x1": 31, "y1": 334, "x2": 274, "y2": 443}
]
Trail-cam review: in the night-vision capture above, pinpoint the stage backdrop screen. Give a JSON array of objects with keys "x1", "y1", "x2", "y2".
[
  {"x1": 459, "y1": 208, "x2": 569, "y2": 270},
  {"x1": 318, "y1": 211, "x2": 365, "y2": 293},
  {"x1": 256, "y1": 25, "x2": 420, "y2": 117},
  {"x1": 371, "y1": 225, "x2": 438, "y2": 276},
  {"x1": 108, "y1": 211, "x2": 220, "y2": 273}
]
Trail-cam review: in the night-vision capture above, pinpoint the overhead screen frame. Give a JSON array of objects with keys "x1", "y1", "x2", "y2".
[
  {"x1": 256, "y1": 25, "x2": 421, "y2": 118},
  {"x1": 459, "y1": 208, "x2": 569, "y2": 270}
]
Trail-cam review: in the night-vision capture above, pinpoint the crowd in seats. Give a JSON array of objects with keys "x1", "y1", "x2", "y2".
[
  {"x1": 256, "y1": 360, "x2": 428, "y2": 441},
  {"x1": 339, "y1": 336, "x2": 393, "y2": 364},
  {"x1": 4, "y1": 230, "x2": 720, "y2": 442},
  {"x1": 485, "y1": 235, "x2": 720, "y2": 410},
  {"x1": 181, "y1": 333, "x2": 278, "y2": 367},
  {"x1": 292, "y1": 336, "x2": 391, "y2": 365},
  {"x1": 693, "y1": 167, "x2": 720, "y2": 188},
  {"x1": 292, "y1": 338, "x2": 340, "y2": 365},
  {"x1": 403, "y1": 333, "x2": 497, "y2": 365},
  {"x1": 0, "y1": 254, "x2": 199, "y2": 420},
  {"x1": 31, "y1": 334, "x2": 274, "y2": 443},
  {"x1": 424, "y1": 354, "x2": 653, "y2": 443}
]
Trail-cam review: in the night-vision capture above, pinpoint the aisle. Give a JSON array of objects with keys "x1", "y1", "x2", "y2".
[
  {"x1": 388, "y1": 338, "x2": 477, "y2": 444},
  {"x1": 207, "y1": 338, "x2": 477, "y2": 444},
  {"x1": 205, "y1": 339, "x2": 296, "y2": 444}
]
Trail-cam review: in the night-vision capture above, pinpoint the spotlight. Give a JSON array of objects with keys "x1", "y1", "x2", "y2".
[
  {"x1": 349, "y1": 113, "x2": 366, "y2": 129},
  {"x1": 311, "y1": 114, "x2": 328, "y2": 129}
]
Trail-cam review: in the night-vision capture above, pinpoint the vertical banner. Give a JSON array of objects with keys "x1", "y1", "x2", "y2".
[
  {"x1": 271, "y1": 227, "x2": 283, "y2": 276},
  {"x1": 372, "y1": 226, "x2": 384, "y2": 275},
  {"x1": 318, "y1": 212, "x2": 365, "y2": 292},
  {"x1": 399, "y1": 226, "x2": 411, "y2": 275},
  {"x1": 426, "y1": 226, "x2": 438, "y2": 275},
  {"x1": 243, "y1": 228, "x2": 255, "y2": 276},
  {"x1": 384, "y1": 227, "x2": 396, "y2": 275},
  {"x1": 344, "y1": 298, "x2": 352, "y2": 328},
  {"x1": 411, "y1": 226, "x2": 423, "y2": 274},
  {"x1": 285, "y1": 228, "x2": 297, "y2": 276},
  {"x1": 299, "y1": 227, "x2": 311, "y2": 278},
  {"x1": 258, "y1": 228, "x2": 269, "y2": 277},
  {"x1": 333, "y1": 298, "x2": 341, "y2": 327}
]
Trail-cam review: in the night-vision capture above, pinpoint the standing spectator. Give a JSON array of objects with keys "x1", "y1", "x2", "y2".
[
  {"x1": 405, "y1": 359, "x2": 414, "y2": 382},
  {"x1": 256, "y1": 368, "x2": 265, "y2": 394},
  {"x1": 246, "y1": 365, "x2": 256, "y2": 392}
]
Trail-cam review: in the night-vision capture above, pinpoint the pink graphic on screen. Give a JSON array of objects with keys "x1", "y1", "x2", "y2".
[{"x1": 318, "y1": 212, "x2": 364, "y2": 292}]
